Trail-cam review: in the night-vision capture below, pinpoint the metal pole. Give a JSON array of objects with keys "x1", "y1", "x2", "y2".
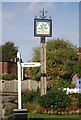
[
  {"x1": 40, "y1": 37, "x2": 47, "y2": 95},
  {"x1": 17, "y1": 52, "x2": 22, "y2": 109}
]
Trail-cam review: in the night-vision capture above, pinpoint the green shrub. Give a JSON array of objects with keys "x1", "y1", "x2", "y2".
[
  {"x1": 39, "y1": 88, "x2": 71, "y2": 109},
  {"x1": 69, "y1": 93, "x2": 81, "y2": 108},
  {"x1": 78, "y1": 94, "x2": 81, "y2": 107},
  {"x1": 5, "y1": 102, "x2": 17, "y2": 117},
  {"x1": 71, "y1": 93, "x2": 81, "y2": 107},
  {"x1": 25, "y1": 101, "x2": 41, "y2": 113},
  {"x1": 2, "y1": 73, "x2": 17, "y2": 80},
  {"x1": 21, "y1": 87, "x2": 81, "y2": 114},
  {"x1": 22, "y1": 89, "x2": 40, "y2": 104}
]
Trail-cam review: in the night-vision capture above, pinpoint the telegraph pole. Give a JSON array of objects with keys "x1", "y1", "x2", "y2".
[{"x1": 34, "y1": 8, "x2": 52, "y2": 96}]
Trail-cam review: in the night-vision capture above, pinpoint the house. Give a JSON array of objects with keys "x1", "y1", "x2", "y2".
[
  {"x1": 77, "y1": 47, "x2": 81, "y2": 60},
  {"x1": 0, "y1": 61, "x2": 17, "y2": 75},
  {"x1": 71, "y1": 47, "x2": 81, "y2": 87},
  {"x1": 76, "y1": 77, "x2": 81, "y2": 89}
]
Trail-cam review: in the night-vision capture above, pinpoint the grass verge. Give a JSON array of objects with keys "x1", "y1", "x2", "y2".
[
  {"x1": 8, "y1": 112, "x2": 81, "y2": 120},
  {"x1": 28, "y1": 113, "x2": 80, "y2": 120}
]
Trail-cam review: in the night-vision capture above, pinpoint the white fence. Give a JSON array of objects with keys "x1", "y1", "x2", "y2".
[{"x1": 63, "y1": 87, "x2": 81, "y2": 94}]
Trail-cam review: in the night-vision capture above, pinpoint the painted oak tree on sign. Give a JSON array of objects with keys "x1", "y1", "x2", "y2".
[{"x1": 38, "y1": 23, "x2": 48, "y2": 30}]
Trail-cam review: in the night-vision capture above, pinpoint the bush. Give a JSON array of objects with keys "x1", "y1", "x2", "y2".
[
  {"x1": 5, "y1": 102, "x2": 17, "y2": 117},
  {"x1": 39, "y1": 88, "x2": 71, "y2": 109},
  {"x1": 21, "y1": 88, "x2": 81, "y2": 115},
  {"x1": 1, "y1": 73, "x2": 17, "y2": 80},
  {"x1": 26, "y1": 101, "x2": 41, "y2": 113},
  {"x1": 22, "y1": 89, "x2": 41, "y2": 113},
  {"x1": 22, "y1": 89, "x2": 40, "y2": 103},
  {"x1": 78, "y1": 94, "x2": 81, "y2": 107},
  {"x1": 68, "y1": 93, "x2": 81, "y2": 108}
]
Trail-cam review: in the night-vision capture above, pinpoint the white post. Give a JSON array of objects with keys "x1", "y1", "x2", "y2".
[
  {"x1": 17, "y1": 52, "x2": 22, "y2": 109},
  {"x1": 22, "y1": 67, "x2": 24, "y2": 80}
]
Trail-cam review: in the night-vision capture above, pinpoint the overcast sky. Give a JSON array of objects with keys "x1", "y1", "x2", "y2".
[{"x1": 1, "y1": 1, "x2": 80, "y2": 62}]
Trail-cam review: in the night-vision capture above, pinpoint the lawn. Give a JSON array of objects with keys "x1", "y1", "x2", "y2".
[
  {"x1": 8, "y1": 113, "x2": 81, "y2": 120},
  {"x1": 28, "y1": 113, "x2": 81, "y2": 120}
]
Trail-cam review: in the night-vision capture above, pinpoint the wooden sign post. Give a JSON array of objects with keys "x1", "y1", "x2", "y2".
[{"x1": 34, "y1": 8, "x2": 52, "y2": 95}]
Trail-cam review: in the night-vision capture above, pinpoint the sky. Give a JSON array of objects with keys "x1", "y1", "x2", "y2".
[{"x1": 1, "y1": 1, "x2": 80, "y2": 62}]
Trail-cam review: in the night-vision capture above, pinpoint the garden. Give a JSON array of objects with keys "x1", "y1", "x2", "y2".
[
  {"x1": 7, "y1": 87, "x2": 81, "y2": 120},
  {"x1": 21, "y1": 88, "x2": 81, "y2": 119},
  {"x1": 1, "y1": 40, "x2": 81, "y2": 120}
]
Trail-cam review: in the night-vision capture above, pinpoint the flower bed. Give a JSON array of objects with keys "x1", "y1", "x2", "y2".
[
  {"x1": 22, "y1": 88, "x2": 81, "y2": 116},
  {"x1": 37, "y1": 107, "x2": 81, "y2": 115}
]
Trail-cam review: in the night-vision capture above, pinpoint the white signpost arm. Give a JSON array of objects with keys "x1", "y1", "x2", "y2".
[
  {"x1": 21, "y1": 62, "x2": 41, "y2": 68},
  {"x1": 17, "y1": 52, "x2": 22, "y2": 109}
]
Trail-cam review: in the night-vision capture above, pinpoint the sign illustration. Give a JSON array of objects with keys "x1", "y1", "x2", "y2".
[
  {"x1": 37, "y1": 22, "x2": 50, "y2": 35},
  {"x1": 34, "y1": 19, "x2": 52, "y2": 37}
]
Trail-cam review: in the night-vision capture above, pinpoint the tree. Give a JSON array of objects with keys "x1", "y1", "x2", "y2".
[
  {"x1": 46, "y1": 39, "x2": 78, "y2": 80},
  {"x1": 1, "y1": 41, "x2": 18, "y2": 62},
  {"x1": 31, "y1": 39, "x2": 78, "y2": 84}
]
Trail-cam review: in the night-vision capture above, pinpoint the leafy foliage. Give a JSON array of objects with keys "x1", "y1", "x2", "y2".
[
  {"x1": 22, "y1": 89, "x2": 81, "y2": 115},
  {"x1": 22, "y1": 89, "x2": 40, "y2": 103},
  {"x1": 77, "y1": 94, "x2": 81, "y2": 107},
  {"x1": 46, "y1": 39, "x2": 77, "y2": 80},
  {"x1": 50, "y1": 77, "x2": 71, "y2": 89},
  {"x1": 5, "y1": 102, "x2": 17, "y2": 117},
  {"x1": 39, "y1": 88, "x2": 71, "y2": 109},
  {"x1": 31, "y1": 39, "x2": 78, "y2": 83},
  {"x1": 1, "y1": 41, "x2": 18, "y2": 62},
  {"x1": 1, "y1": 73, "x2": 17, "y2": 80}
]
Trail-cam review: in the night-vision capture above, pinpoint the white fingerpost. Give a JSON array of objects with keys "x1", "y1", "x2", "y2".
[
  {"x1": 17, "y1": 52, "x2": 22, "y2": 109},
  {"x1": 22, "y1": 67, "x2": 24, "y2": 80},
  {"x1": 21, "y1": 62, "x2": 41, "y2": 68}
]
